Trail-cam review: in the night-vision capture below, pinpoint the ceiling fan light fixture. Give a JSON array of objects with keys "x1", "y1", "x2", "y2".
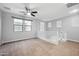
[{"x1": 27, "y1": 12, "x2": 31, "y2": 16}]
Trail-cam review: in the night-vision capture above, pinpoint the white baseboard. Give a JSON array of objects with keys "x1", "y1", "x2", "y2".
[
  {"x1": 67, "y1": 39, "x2": 79, "y2": 43},
  {"x1": 1, "y1": 37, "x2": 35, "y2": 45},
  {"x1": 38, "y1": 37, "x2": 59, "y2": 45}
]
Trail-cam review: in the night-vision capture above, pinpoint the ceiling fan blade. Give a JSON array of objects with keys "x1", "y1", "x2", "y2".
[
  {"x1": 32, "y1": 11, "x2": 38, "y2": 13},
  {"x1": 4, "y1": 6, "x2": 11, "y2": 10},
  {"x1": 23, "y1": 3, "x2": 38, "y2": 17},
  {"x1": 24, "y1": 3, "x2": 30, "y2": 11},
  {"x1": 25, "y1": 6, "x2": 28, "y2": 11},
  {"x1": 24, "y1": 3, "x2": 30, "y2": 8},
  {"x1": 31, "y1": 13, "x2": 35, "y2": 17}
]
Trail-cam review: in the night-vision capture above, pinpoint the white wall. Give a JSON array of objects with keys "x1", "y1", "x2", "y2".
[
  {"x1": 1, "y1": 11, "x2": 37, "y2": 43},
  {"x1": 46, "y1": 14, "x2": 79, "y2": 42},
  {"x1": 62, "y1": 15, "x2": 79, "y2": 41}
]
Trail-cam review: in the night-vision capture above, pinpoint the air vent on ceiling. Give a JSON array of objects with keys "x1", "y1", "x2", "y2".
[{"x1": 66, "y1": 3, "x2": 79, "y2": 8}]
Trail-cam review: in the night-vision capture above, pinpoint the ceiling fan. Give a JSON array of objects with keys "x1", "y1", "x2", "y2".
[
  {"x1": 20, "y1": 3, "x2": 38, "y2": 17},
  {"x1": 3, "y1": 3, "x2": 38, "y2": 17}
]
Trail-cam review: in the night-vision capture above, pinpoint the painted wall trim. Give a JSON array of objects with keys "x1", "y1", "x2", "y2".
[
  {"x1": 1, "y1": 37, "x2": 35, "y2": 46},
  {"x1": 67, "y1": 39, "x2": 79, "y2": 43}
]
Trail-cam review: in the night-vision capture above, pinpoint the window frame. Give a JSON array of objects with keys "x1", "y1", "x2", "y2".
[
  {"x1": 13, "y1": 18, "x2": 23, "y2": 32},
  {"x1": 13, "y1": 25, "x2": 23, "y2": 32},
  {"x1": 13, "y1": 18, "x2": 32, "y2": 32},
  {"x1": 39, "y1": 22, "x2": 45, "y2": 31},
  {"x1": 23, "y1": 20, "x2": 32, "y2": 31}
]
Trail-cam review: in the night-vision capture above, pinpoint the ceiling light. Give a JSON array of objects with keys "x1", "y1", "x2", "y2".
[{"x1": 27, "y1": 12, "x2": 31, "y2": 16}]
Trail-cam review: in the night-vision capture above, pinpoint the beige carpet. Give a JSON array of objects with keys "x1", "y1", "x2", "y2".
[{"x1": 0, "y1": 38, "x2": 79, "y2": 56}]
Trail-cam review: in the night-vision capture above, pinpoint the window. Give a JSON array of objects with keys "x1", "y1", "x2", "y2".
[
  {"x1": 13, "y1": 18, "x2": 32, "y2": 32},
  {"x1": 40, "y1": 22, "x2": 45, "y2": 31},
  {"x1": 56, "y1": 20, "x2": 62, "y2": 28},
  {"x1": 24, "y1": 21, "x2": 32, "y2": 31},
  {"x1": 48, "y1": 22, "x2": 52, "y2": 28},
  {"x1": 14, "y1": 19, "x2": 23, "y2": 31}
]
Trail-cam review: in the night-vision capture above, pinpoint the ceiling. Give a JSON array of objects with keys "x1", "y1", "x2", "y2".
[{"x1": 0, "y1": 3, "x2": 79, "y2": 21}]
